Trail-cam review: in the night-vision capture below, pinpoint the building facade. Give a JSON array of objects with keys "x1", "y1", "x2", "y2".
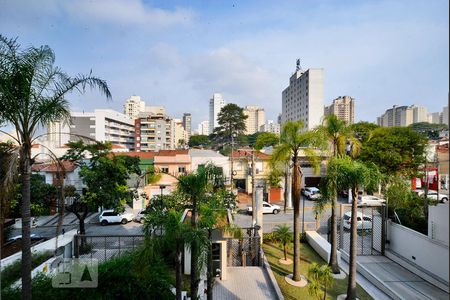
[
  {"x1": 183, "y1": 113, "x2": 192, "y2": 140},
  {"x1": 281, "y1": 67, "x2": 324, "y2": 130},
  {"x1": 198, "y1": 120, "x2": 210, "y2": 136},
  {"x1": 377, "y1": 104, "x2": 429, "y2": 127},
  {"x1": 124, "y1": 95, "x2": 146, "y2": 119},
  {"x1": 243, "y1": 106, "x2": 265, "y2": 135},
  {"x1": 171, "y1": 118, "x2": 188, "y2": 149},
  {"x1": 324, "y1": 96, "x2": 355, "y2": 124},
  {"x1": 135, "y1": 112, "x2": 172, "y2": 151},
  {"x1": 259, "y1": 120, "x2": 281, "y2": 135},
  {"x1": 49, "y1": 109, "x2": 135, "y2": 149},
  {"x1": 209, "y1": 93, "x2": 225, "y2": 134}
]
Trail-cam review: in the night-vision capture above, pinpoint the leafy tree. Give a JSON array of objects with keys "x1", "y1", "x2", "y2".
[
  {"x1": 349, "y1": 121, "x2": 379, "y2": 144},
  {"x1": 271, "y1": 121, "x2": 326, "y2": 282},
  {"x1": 327, "y1": 157, "x2": 380, "y2": 300},
  {"x1": 0, "y1": 35, "x2": 111, "y2": 298},
  {"x1": 273, "y1": 224, "x2": 292, "y2": 261},
  {"x1": 409, "y1": 122, "x2": 448, "y2": 140},
  {"x1": 255, "y1": 132, "x2": 279, "y2": 150},
  {"x1": 214, "y1": 103, "x2": 248, "y2": 143},
  {"x1": 359, "y1": 127, "x2": 427, "y2": 177},
  {"x1": 188, "y1": 135, "x2": 210, "y2": 148},
  {"x1": 308, "y1": 263, "x2": 334, "y2": 300}
]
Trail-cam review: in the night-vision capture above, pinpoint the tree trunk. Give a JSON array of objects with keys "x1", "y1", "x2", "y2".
[
  {"x1": 207, "y1": 229, "x2": 213, "y2": 300},
  {"x1": 292, "y1": 155, "x2": 302, "y2": 281},
  {"x1": 328, "y1": 196, "x2": 340, "y2": 273},
  {"x1": 190, "y1": 198, "x2": 199, "y2": 300},
  {"x1": 283, "y1": 243, "x2": 287, "y2": 261},
  {"x1": 21, "y1": 146, "x2": 32, "y2": 300},
  {"x1": 284, "y1": 171, "x2": 288, "y2": 213},
  {"x1": 175, "y1": 239, "x2": 182, "y2": 300},
  {"x1": 346, "y1": 186, "x2": 358, "y2": 300}
]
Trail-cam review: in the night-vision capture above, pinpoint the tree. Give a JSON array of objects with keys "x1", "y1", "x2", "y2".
[
  {"x1": 308, "y1": 263, "x2": 334, "y2": 300},
  {"x1": 273, "y1": 224, "x2": 292, "y2": 261},
  {"x1": 0, "y1": 35, "x2": 111, "y2": 298},
  {"x1": 188, "y1": 135, "x2": 210, "y2": 148},
  {"x1": 409, "y1": 122, "x2": 448, "y2": 140},
  {"x1": 327, "y1": 157, "x2": 380, "y2": 300},
  {"x1": 359, "y1": 126, "x2": 427, "y2": 177},
  {"x1": 315, "y1": 114, "x2": 360, "y2": 275},
  {"x1": 214, "y1": 103, "x2": 247, "y2": 142},
  {"x1": 271, "y1": 121, "x2": 326, "y2": 282},
  {"x1": 349, "y1": 121, "x2": 379, "y2": 144},
  {"x1": 255, "y1": 132, "x2": 279, "y2": 151}
]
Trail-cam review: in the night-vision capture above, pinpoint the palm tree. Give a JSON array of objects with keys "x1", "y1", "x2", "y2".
[
  {"x1": 273, "y1": 224, "x2": 292, "y2": 262},
  {"x1": 327, "y1": 157, "x2": 379, "y2": 300},
  {"x1": 308, "y1": 262, "x2": 334, "y2": 300},
  {"x1": 271, "y1": 121, "x2": 326, "y2": 282},
  {"x1": 0, "y1": 35, "x2": 111, "y2": 299},
  {"x1": 315, "y1": 115, "x2": 360, "y2": 274}
]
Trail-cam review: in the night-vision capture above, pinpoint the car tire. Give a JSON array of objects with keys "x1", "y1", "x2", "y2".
[
  {"x1": 101, "y1": 220, "x2": 108, "y2": 226},
  {"x1": 273, "y1": 209, "x2": 280, "y2": 215},
  {"x1": 441, "y1": 197, "x2": 448, "y2": 203},
  {"x1": 139, "y1": 218, "x2": 145, "y2": 224},
  {"x1": 121, "y1": 219, "x2": 128, "y2": 224}
]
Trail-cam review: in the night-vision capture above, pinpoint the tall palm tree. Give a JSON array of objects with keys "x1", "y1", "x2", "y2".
[
  {"x1": 271, "y1": 121, "x2": 326, "y2": 282},
  {"x1": 315, "y1": 115, "x2": 360, "y2": 274},
  {"x1": 327, "y1": 157, "x2": 379, "y2": 300},
  {"x1": 0, "y1": 35, "x2": 111, "y2": 299}
]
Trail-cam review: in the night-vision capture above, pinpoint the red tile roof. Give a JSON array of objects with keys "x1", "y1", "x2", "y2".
[
  {"x1": 117, "y1": 151, "x2": 158, "y2": 159},
  {"x1": 231, "y1": 150, "x2": 270, "y2": 159},
  {"x1": 32, "y1": 160, "x2": 76, "y2": 172}
]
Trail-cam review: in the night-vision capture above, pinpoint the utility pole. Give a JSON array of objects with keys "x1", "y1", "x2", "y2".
[
  {"x1": 251, "y1": 149, "x2": 256, "y2": 226},
  {"x1": 230, "y1": 133, "x2": 235, "y2": 191}
]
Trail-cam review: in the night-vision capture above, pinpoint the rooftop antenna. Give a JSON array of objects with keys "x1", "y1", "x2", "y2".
[{"x1": 296, "y1": 58, "x2": 302, "y2": 71}]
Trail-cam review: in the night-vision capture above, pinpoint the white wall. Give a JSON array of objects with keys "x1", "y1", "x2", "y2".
[
  {"x1": 428, "y1": 203, "x2": 449, "y2": 246},
  {"x1": 388, "y1": 221, "x2": 449, "y2": 282}
]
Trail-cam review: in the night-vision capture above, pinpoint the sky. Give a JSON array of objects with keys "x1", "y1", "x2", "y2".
[{"x1": 0, "y1": 0, "x2": 448, "y2": 129}]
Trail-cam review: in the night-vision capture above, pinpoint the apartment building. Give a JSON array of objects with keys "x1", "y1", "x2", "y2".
[
  {"x1": 377, "y1": 104, "x2": 428, "y2": 127},
  {"x1": 135, "y1": 112, "x2": 172, "y2": 151},
  {"x1": 183, "y1": 113, "x2": 192, "y2": 140},
  {"x1": 171, "y1": 118, "x2": 188, "y2": 149},
  {"x1": 324, "y1": 96, "x2": 355, "y2": 124},
  {"x1": 259, "y1": 120, "x2": 281, "y2": 135},
  {"x1": 209, "y1": 93, "x2": 225, "y2": 134},
  {"x1": 124, "y1": 95, "x2": 146, "y2": 119},
  {"x1": 243, "y1": 106, "x2": 265, "y2": 134},
  {"x1": 197, "y1": 120, "x2": 210, "y2": 136}
]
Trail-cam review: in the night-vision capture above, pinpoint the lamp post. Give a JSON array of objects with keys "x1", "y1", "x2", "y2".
[
  {"x1": 160, "y1": 185, "x2": 166, "y2": 197},
  {"x1": 230, "y1": 133, "x2": 237, "y2": 191}
]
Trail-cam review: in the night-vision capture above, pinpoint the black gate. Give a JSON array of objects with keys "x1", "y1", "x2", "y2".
[{"x1": 226, "y1": 227, "x2": 262, "y2": 267}]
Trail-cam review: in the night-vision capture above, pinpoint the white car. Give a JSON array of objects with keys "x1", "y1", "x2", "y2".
[
  {"x1": 414, "y1": 190, "x2": 448, "y2": 203},
  {"x1": 99, "y1": 210, "x2": 134, "y2": 226},
  {"x1": 357, "y1": 195, "x2": 386, "y2": 206},
  {"x1": 247, "y1": 202, "x2": 280, "y2": 215},
  {"x1": 343, "y1": 212, "x2": 372, "y2": 231},
  {"x1": 7, "y1": 233, "x2": 45, "y2": 242},
  {"x1": 133, "y1": 209, "x2": 148, "y2": 223},
  {"x1": 303, "y1": 187, "x2": 320, "y2": 199}
]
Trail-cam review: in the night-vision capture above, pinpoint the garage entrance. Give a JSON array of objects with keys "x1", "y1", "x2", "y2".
[{"x1": 304, "y1": 177, "x2": 322, "y2": 187}]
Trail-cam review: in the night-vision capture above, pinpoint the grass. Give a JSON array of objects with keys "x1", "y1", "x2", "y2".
[{"x1": 263, "y1": 242, "x2": 373, "y2": 300}]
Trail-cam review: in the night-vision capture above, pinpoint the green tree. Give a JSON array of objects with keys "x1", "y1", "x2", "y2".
[
  {"x1": 308, "y1": 262, "x2": 334, "y2": 300},
  {"x1": 188, "y1": 135, "x2": 210, "y2": 148},
  {"x1": 255, "y1": 132, "x2": 279, "y2": 151},
  {"x1": 271, "y1": 121, "x2": 326, "y2": 282},
  {"x1": 349, "y1": 121, "x2": 379, "y2": 144},
  {"x1": 327, "y1": 157, "x2": 380, "y2": 300},
  {"x1": 214, "y1": 103, "x2": 248, "y2": 142},
  {"x1": 273, "y1": 224, "x2": 292, "y2": 261},
  {"x1": 315, "y1": 114, "x2": 360, "y2": 274},
  {"x1": 0, "y1": 35, "x2": 111, "y2": 298},
  {"x1": 409, "y1": 122, "x2": 448, "y2": 140},
  {"x1": 359, "y1": 127, "x2": 427, "y2": 177}
]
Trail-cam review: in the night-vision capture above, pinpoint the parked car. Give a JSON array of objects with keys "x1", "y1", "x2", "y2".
[
  {"x1": 7, "y1": 233, "x2": 45, "y2": 242},
  {"x1": 414, "y1": 190, "x2": 448, "y2": 203},
  {"x1": 303, "y1": 187, "x2": 320, "y2": 199},
  {"x1": 247, "y1": 202, "x2": 280, "y2": 215},
  {"x1": 343, "y1": 212, "x2": 372, "y2": 231},
  {"x1": 99, "y1": 210, "x2": 134, "y2": 226},
  {"x1": 309, "y1": 193, "x2": 322, "y2": 200},
  {"x1": 133, "y1": 209, "x2": 148, "y2": 223},
  {"x1": 357, "y1": 195, "x2": 386, "y2": 206}
]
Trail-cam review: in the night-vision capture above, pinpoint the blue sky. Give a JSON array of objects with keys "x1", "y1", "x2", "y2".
[{"x1": 0, "y1": 0, "x2": 448, "y2": 128}]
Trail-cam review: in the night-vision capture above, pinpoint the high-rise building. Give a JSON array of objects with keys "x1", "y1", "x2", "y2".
[
  {"x1": 49, "y1": 109, "x2": 135, "y2": 149},
  {"x1": 135, "y1": 112, "x2": 172, "y2": 152},
  {"x1": 145, "y1": 106, "x2": 166, "y2": 115},
  {"x1": 243, "y1": 106, "x2": 265, "y2": 134},
  {"x1": 377, "y1": 104, "x2": 428, "y2": 127},
  {"x1": 209, "y1": 93, "x2": 225, "y2": 134},
  {"x1": 281, "y1": 62, "x2": 324, "y2": 130},
  {"x1": 324, "y1": 96, "x2": 355, "y2": 124},
  {"x1": 182, "y1": 113, "x2": 192, "y2": 140},
  {"x1": 171, "y1": 119, "x2": 188, "y2": 149},
  {"x1": 198, "y1": 121, "x2": 209, "y2": 136},
  {"x1": 442, "y1": 106, "x2": 449, "y2": 126},
  {"x1": 428, "y1": 112, "x2": 442, "y2": 124},
  {"x1": 124, "y1": 96, "x2": 145, "y2": 119},
  {"x1": 259, "y1": 120, "x2": 281, "y2": 135}
]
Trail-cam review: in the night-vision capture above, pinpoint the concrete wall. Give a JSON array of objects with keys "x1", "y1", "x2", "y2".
[
  {"x1": 388, "y1": 221, "x2": 449, "y2": 282},
  {"x1": 428, "y1": 203, "x2": 449, "y2": 246}
]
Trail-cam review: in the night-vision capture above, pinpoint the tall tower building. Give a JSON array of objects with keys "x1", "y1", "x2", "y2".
[
  {"x1": 209, "y1": 93, "x2": 225, "y2": 134},
  {"x1": 198, "y1": 121, "x2": 210, "y2": 136},
  {"x1": 243, "y1": 106, "x2": 265, "y2": 134},
  {"x1": 324, "y1": 96, "x2": 355, "y2": 124},
  {"x1": 182, "y1": 113, "x2": 192, "y2": 140},
  {"x1": 281, "y1": 61, "x2": 324, "y2": 130},
  {"x1": 124, "y1": 95, "x2": 145, "y2": 119}
]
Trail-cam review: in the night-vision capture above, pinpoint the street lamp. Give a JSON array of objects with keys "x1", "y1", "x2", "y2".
[
  {"x1": 159, "y1": 185, "x2": 166, "y2": 197},
  {"x1": 230, "y1": 132, "x2": 237, "y2": 191}
]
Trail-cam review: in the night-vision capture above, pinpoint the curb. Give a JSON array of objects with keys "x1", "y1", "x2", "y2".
[{"x1": 261, "y1": 250, "x2": 285, "y2": 300}]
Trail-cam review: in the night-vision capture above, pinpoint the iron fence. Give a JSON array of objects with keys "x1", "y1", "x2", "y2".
[{"x1": 226, "y1": 227, "x2": 262, "y2": 267}]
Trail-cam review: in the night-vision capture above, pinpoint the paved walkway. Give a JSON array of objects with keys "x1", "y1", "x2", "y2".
[
  {"x1": 352, "y1": 255, "x2": 448, "y2": 300},
  {"x1": 213, "y1": 267, "x2": 277, "y2": 300}
]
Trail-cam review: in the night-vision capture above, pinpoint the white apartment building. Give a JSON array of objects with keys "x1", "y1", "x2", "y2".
[
  {"x1": 49, "y1": 109, "x2": 135, "y2": 149},
  {"x1": 377, "y1": 104, "x2": 428, "y2": 127},
  {"x1": 324, "y1": 96, "x2": 355, "y2": 124},
  {"x1": 198, "y1": 120, "x2": 210, "y2": 136},
  {"x1": 145, "y1": 106, "x2": 166, "y2": 115},
  {"x1": 442, "y1": 106, "x2": 449, "y2": 126},
  {"x1": 281, "y1": 66, "x2": 324, "y2": 130},
  {"x1": 259, "y1": 120, "x2": 281, "y2": 135},
  {"x1": 209, "y1": 93, "x2": 225, "y2": 134},
  {"x1": 243, "y1": 106, "x2": 265, "y2": 134},
  {"x1": 135, "y1": 112, "x2": 172, "y2": 152},
  {"x1": 124, "y1": 96, "x2": 145, "y2": 119}
]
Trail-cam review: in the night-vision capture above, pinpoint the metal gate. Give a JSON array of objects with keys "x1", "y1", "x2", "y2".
[
  {"x1": 335, "y1": 204, "x2": 385, "y2": 256},
  {"x1": 227, "y1": 227, "x2": 261, "y2": 267}
]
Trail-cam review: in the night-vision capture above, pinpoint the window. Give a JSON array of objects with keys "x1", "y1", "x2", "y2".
[
  {"x1": 178, "y1": 167, "x2": 186, "y2": 173},
  {"x1": 161, "y1": 167, "x2": 169, "y2": 173}
]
